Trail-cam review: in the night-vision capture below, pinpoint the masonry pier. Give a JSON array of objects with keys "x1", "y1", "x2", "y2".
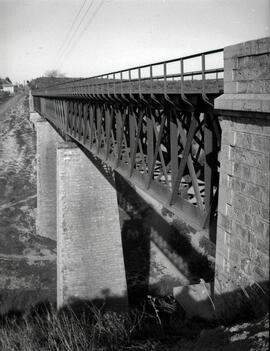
[
  {"x1": 57, "y1": 143, "x2": 128, "y2": 309},
  {"x1": 30, "y1": 113, "x2": 128, "y2": 309},
  {"x1": 214, "y1": 37, "x2": 269, "y2": 314},
  {"x1": 30, "y1": 114, "x2": 62, "y2": 240}
]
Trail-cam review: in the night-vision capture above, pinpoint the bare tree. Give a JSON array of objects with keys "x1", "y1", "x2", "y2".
[{"x1": 44, "y1": 70, "x2": 66, "y2": 78}]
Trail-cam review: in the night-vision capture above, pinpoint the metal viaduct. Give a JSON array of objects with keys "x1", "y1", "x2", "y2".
[{"x1": 30, "y1": 37, "x2": 269, "y2": 314}]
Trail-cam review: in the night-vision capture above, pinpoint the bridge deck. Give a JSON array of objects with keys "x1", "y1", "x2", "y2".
[{"x1": 37, "y1": 78, "x2": 224, "y2": 98}]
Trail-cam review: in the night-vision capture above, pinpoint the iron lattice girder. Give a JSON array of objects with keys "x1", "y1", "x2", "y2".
[
  {"x1": 32, "y1": 48, "x2": 223, "y2": 230},
  {"x1": 33, "y1": 94, "x2": 221, "y2": 231}
]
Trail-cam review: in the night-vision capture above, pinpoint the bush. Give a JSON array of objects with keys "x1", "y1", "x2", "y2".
[{"x1": 0, "y1": 91, "x2": 10, "y2": 99}]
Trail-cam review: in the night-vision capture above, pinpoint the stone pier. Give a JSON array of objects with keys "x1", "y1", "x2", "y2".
[
  {"x1": 30, "y1": 111, "x2": 128, "y2": 309},
  {"x1": 30, "y1": 113, "x2": 63, "y2": 240},
  {"x1": 56, "y1": 143, "x2": 128, "y2": 309},
  {"x1": 214, "y1": 37, "x2": 270, "y2": 315}
]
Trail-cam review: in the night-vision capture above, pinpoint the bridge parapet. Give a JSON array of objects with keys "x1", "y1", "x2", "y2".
[
  {"x1": 214, "y1": 37, "x2": 269, "y2": 316},
  {"x1": 33, "y1": 49, "x2": 223, "y2": 101}
]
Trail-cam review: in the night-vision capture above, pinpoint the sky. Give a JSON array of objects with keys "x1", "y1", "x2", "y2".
[{"x1": 0, "y1": 0, "x2": 269, "y2": 84}]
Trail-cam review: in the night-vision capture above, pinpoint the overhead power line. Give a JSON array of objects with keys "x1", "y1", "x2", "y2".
[
  {"x1": 56, "y1": 0, "x2": 96, "y2": 69},
  {"x1": 57, "y1": 0, "x2": 105, "y2": 71},
  {"x1": 55, "y1": 0, "x2": 88, "y2": 62}
]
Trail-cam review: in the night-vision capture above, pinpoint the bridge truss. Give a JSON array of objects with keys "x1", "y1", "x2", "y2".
[{"x1": 32, "y1": 49, "x2": 224, "y2": 232}]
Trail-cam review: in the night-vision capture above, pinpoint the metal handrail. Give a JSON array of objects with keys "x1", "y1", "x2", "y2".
[{"x1": 32, "y1": 48, "x2": 224, "y2": 96}]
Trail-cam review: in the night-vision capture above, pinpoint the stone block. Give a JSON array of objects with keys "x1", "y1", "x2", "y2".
[
  {"x1": 250, "y1": 199, "x2": 262, "y2": 216},
  {"x1": 218, "y1": 173, "x2": 228, "y2": 188},
  {"x1": 225, "y1": 203, "x2": 232, "y2": 217},
  {"x1": 223, "y1": 82, "x2": 237, "y2": 94},
  {"x1": 228, "y1": 117, "x2": 270, "y2": 136},
  {"x1": 232, "y1": 193, "x2": 250, "y2": 212},
  {"x1": 217, "y1": 212, "x2": 232, "y2": 232},
  {"x1": 235, "y1": 53, "x2": 270, "y2": 82},
  {"x1": 261, "y1": 95, "x2": 270, "y2": 112},
  {"x1": 232, "y1": 221, "x2": 249, "y2": 242},
  {"x1": 226, "y1": 174, "x2": 233, "y2": 188},
  {"x1": 220, "y1": 145, "x2": 231, "y2": 163},
  {"x1": 244, "y1": 183, "x2": 262, "y2": 202},
  {"x1": 232, "y1": 98, "x2": 262, "y2": 112},
  {"x1": 261, "y1": 204, "x2": 270, "y2": 221},
  {"x1": 221, "y1": 129, "x2": 236, "y2": 146},
  {"x1": 251, "y1": 135, "x2": 270, "y2": 153},
  {"x1": 252, "y1": 217, "x2": 269, "y2": 239},
  {"x1": 247, "y1": 231, "x2": 257, "y2": 245},
  {"x1": 244, "y1": 213, "x2": 252, "y2": 227},
  {"x1": 215, "y1": 94, "x2": 270, "y2": 113},
  {"x1": 224, "y1": 231, "x2": 231, "y2": 246},
  {"x1": 224, "y1": 57, "x2": 237, "y2": 73},
  {"x1": 231, "y1": 207, "x2": 245, "y2": 225},
  {"x1": 262, "y1": 190, "x2": 270, "y2": 205},
  {"x1": 216, "y1": 228, "x2": 229, "y2": 255},
  {"x1": 255, "y1": 168, "x2": 268, "y2": 187},
  {"x1": 218, "y1": 187, "x2": 232, "y2": 210},
  {"x1": 229, "y1": 247, "x2": 240, "y2": 266},
  {"x1": 232, "y1": 162, "x2": 256, "y2": 183},
  {"x1": 236, "y1": 81, "x2": 248, "y2": 94},
  {"x1": 246, "y1": 80, "x2": 268, "y2": 94},
  {"x1": 231, "y1": 162, "x2": 242, "y2": 178},
  {"x1": 230, "y1": 147, "x2": 268, "y2": 170},
  {"x1": 231, "y1": 177, "x2": 244, "y2": 192},
  {"x1": 220, "y1": 158, "x2": 233, "y2": 175},
  {"x1": 233, "y1": 236, "x2": 242, "y2": 252},
  {"x1": 173, "y1": 283, "x2": 216, "y2": 320},
  {"x1": 256, "y1": 239, "x2": 269, "y2": 257},
  {"x1": 224, "y1": 37, "x2": 270, "y2": 60},
  {"x1": 242, "y1": 164, "x2": 255, "y2": 181}
]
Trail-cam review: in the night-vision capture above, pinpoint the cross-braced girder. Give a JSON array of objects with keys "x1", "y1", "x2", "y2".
[
  {"x1": 32, "y1": 48, "x2": 223, "y2": 232},
  {"x1": 34, "y1": 94, "x2": 221, "y2": 231}
]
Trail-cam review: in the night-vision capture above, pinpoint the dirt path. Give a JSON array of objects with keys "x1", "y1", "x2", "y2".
[{"x1": 0, "y1": 93, "x2": 26, "y2": 121}]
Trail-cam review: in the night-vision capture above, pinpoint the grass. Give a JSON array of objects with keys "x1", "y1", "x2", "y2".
[
  {"x1": 0, "y1": 266, "x2": 268, "y2": 351},
  {"x1": 0, "y1": 297, "x2": 217, "y2": 351},
  {"x1": 1, "y1": 291, "x2": 268, "y2": 351},
  {"x1": 2, "y1": 284, "x2": 267, "y2": 351},
  {"x1": 0, "y1": 274, "x2": 268, "y2": 351}
]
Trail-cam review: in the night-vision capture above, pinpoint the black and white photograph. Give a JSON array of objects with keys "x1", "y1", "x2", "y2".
[{"x1": 0, "y1": 0, "x2": 269, "y2": 349}]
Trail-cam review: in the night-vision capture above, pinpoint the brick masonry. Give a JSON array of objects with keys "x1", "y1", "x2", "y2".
[
  {"x1": 30, "y1": 113, "x2": 63, "y2": 240},
  {"x1": 214, "y1": 38, "x2": 270, "y2": 298},
  {"x1": 57, "y1": 143, "x2": 128, "y2": 310}
]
